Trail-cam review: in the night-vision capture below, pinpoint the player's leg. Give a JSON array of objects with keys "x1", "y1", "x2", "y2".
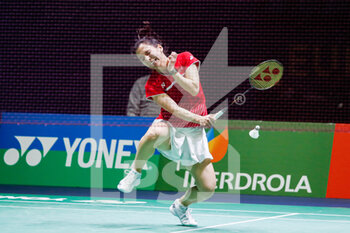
[
  {"x1": 180, "y1": 158, "x2": 216, "y2": 206},
  {"x1": 133, "y1": 120, "x2": 171, "y2": 172},
  {"x1": 118, "y1": 121, "x2": 170, "y2": 193},
  {"x1": 170, "y1": 159, "x2": 216, "y2": 226}
]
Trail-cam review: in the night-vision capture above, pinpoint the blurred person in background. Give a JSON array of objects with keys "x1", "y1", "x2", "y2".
[{"x1": 127, "y1": 74, "x2": 161, "y2": 117}]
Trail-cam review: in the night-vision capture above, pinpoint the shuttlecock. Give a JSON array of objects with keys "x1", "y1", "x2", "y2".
[{"x1": 249, "y1": 125, "x2": 260, "y2": 139}]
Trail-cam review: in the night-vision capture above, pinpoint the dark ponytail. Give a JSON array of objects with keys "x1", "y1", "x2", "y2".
[{"x1": 133, "y1": 21, "x2": 167, "y2": 54}]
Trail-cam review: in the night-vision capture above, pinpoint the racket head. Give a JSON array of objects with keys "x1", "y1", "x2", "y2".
[{"x1": 249, "y1": 59, "x2": 283, "y2": 90}]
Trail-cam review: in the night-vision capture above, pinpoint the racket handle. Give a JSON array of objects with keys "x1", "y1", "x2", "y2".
[{"x1": 214, "y1": 107, "x2": 228, "y2": 120}]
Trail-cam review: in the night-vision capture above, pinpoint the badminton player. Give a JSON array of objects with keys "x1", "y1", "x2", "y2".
[{"x1": 118, "y1": 22, "x2": 216, "y2": 226}]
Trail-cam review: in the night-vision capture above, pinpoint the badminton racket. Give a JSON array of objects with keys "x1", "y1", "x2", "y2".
[{"x1": 214, "y1": 59, "x2": 283, "y2": 120}]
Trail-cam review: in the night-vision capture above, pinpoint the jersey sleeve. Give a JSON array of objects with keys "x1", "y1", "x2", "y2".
[
  {"x1": 178, "y1": 51, "x2": 201, "y2": 72},
  {"x1": 145, "y1": 72, "x2": 165, "y2": 100}
]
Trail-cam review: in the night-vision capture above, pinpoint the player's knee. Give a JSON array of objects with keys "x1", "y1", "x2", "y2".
[
  {"x1": 144, "y1": 123, "x2": 169, "y2": 142},
  {"x1": 144, "y1": 132, "x2": 158, "y2": 141},
  {"x1": 144, "y1": 130, "x2": 160, "y2": 142},
  {"x1": 199, "y1": 182, "x2": 216, "y2": 194}
]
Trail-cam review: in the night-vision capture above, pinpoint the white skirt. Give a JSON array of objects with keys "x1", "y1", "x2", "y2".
[{"x1": 154, "y1": 119, "x2": 213, "y2": 166}]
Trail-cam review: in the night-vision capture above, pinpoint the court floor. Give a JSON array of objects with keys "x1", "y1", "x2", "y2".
[{"x1": 1, "y1": 193, "x2": 350, "y2": 233}]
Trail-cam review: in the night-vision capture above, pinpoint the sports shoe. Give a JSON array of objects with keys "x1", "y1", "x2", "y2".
[
  {"x1": 117, "y1": 169, "x2": 141, "y2": 193},
  {"x1": 169, "y1": 199, "x2": 198, "y2": 226}
]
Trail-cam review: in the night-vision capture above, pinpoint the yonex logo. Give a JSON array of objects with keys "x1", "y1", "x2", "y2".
[{"x1": 3, "y1": 136, "x2": 57, "y2": 166}]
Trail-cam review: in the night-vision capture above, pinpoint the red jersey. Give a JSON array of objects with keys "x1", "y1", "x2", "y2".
[{"x1": 145, "y1": 51, "x2": 207, "y2": 127}]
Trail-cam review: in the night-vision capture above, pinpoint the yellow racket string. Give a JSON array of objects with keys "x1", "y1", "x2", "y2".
[{"x1": 249, "y1": 60, "x2": 283, "y2": 90}]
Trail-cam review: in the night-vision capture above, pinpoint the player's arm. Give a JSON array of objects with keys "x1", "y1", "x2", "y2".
[
  {"x1": 167, "y1": 52, "x2": 199, "y2": 96},
  {"x1": 172, "y1": 64, "x2": 199, "y2": 96},
  {"x1": 153, "y1": 93, "x2": 214, "y2": 127}
]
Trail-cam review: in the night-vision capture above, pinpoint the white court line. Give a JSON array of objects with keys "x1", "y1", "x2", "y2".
[
  {"x1": 0, "y1": 205, "x2": 258, "y2": 219},
  {"x1": 302, "y1": 213, "x2": 350, "y2": 218},
  {"x1": 281, "y1": 217, "x2": 350, "y2": 224},
  {"x1": 0, "y1": 205, "x2": 155, "y2": 213},
  {"x1": 1, "y1": 199, "x2": 350, "y2": 218},
  {"x1": 1, "y1": 205, "x2": 350, "y2": 226},
  {"x1": 0, "y1": 199, "x2": 290, "y2": 215},
  {"x1": 171, "y1": 213, "x2": 299, "y2": 233}
]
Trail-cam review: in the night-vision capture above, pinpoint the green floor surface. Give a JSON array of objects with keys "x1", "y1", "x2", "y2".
[{"x1": 0, "y1": 193, "x2": 349, "y2": 233}]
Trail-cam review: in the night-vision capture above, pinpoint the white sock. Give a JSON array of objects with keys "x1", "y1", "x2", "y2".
[
  {"x1": 176, "y1": 199, "x2": 187, "y2": 210},
  {"x1": 131, "y1": 168, "x2": 141, "y2": 174}
]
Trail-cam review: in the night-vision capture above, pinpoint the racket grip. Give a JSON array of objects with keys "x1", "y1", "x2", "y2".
[{"x1": 214, "y1": 107, "x2": 228, "y2": 120}]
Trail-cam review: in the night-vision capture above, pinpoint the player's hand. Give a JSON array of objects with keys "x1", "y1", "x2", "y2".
[
  {"x1": 167, "y1": 52, "x2": 178, "y2": 75},
  {"x1": 198, "y1": 114, "x2": 216, "y2": 128}
]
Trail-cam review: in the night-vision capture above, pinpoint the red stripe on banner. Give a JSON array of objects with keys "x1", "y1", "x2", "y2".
[{"x1": 326, "y1": 124, "x2": 350, "y2": 199}]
